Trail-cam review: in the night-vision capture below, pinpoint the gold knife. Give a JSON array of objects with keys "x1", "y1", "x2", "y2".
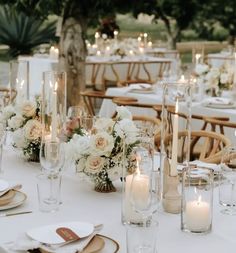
[{"x1": 0, "y1": 211, "x2": 32, "y2": 217}]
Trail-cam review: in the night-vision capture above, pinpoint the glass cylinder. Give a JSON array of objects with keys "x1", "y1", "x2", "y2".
[
  {"x1": 41, "y1": 71, "x2": 67, "y2": 140},
  {"x1": 159, "y1": 80, "x2": 193, "y2": 213},
  {"x1": 122, "y1": 135, "x2": 158, "y2": 224},
  {"x1": 9, "y1": 60, "x2": 29, "y2": 103},
  {"x1": 181, "y1": 166, "x2": 214, "y2": 234}
]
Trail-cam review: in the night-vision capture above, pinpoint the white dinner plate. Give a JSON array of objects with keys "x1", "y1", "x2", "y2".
[
  {"x1": 0, "y1": 179, "x2": 9, "y2": 191},
  {"x1": 129, "y1": 88, "x2": 155, "y2": 94},
  {"x1": 26, "y1": 221, "x2": 94, "y2": 245},
  {"x1": 202, "y1": 102, "x2": 236, "y2": 109},
  {"x1": 0, "y1": 190, "x2": 27, "y2": 211}
]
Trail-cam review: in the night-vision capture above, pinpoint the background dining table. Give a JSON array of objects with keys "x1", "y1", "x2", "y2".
[
  {"x1": 99, "y1": 86, "x2": 236, "y2": 145},
  {"x1": 0, "y1": 144, "x2": 236, "y2": 253}
]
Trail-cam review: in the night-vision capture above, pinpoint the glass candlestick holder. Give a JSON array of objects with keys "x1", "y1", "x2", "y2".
[
  {"x1": 41, "y1": 71, "x2": 67, "y2": 140},
  {"x1": 181, "y1": 166, "x2": 214, "y2": 234}
]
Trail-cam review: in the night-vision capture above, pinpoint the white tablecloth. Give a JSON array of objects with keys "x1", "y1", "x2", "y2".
[
  {"x1": 99, "y1": 87, "x2": 236, "y2": 144},
  {"x1": 1, "y1": 145, "x2": 236, "y2": 253},
  {"x1": 207, "y1": 52, "x2": 234, "y2": 67},
  {"x1": 17, "y1": 55, "x2": 177, "y2": 98}
]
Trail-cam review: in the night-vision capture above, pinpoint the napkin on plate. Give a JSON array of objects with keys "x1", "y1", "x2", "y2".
[
  {"x1": 129, "y1": 83, "x2": 152, "y2": 90},
  {"x1": 203, "y1": 97, "x2": 233, "y2": 105},
  {"x1": 1, "y1": 232, "x2": 97, "y2": 253},
  {"x1": 177, "y1": 160, "x2": 220, "y2": 173}
]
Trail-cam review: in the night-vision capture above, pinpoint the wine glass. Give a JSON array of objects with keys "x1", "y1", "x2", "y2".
[
  {"x1": 39, "y1": 139, "x2": 65, "y2": 204},
  {"x1": 40, "y1": 139, "x2": 65, "y2": 174},
  {"x1": 67, "y1": 105, "x2": 85, "y2": 120},
  {"x1": 80, "y1": 115, "x2": 95, "y2": 136},
  {"x1": 219, "y1": 147, "x2": 236, "y2": 215}
]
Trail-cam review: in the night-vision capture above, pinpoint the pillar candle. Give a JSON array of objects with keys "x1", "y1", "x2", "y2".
[
  {"x1": 185, "y1": 196, "x2": 211, "y2": 231},
  {"x1": 143, "y1": 33, "x2": 148, "y2": 48}
]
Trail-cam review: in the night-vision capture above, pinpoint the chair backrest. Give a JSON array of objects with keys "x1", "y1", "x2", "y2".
[
  {"x1": 132, "y1": 115, "x2": 161, "y2": 137},
  {"x1": 0, "y1": 87, "x2": 17, "y2": 106},
  {"x1": 203, "y1": 117, "x2": 236, "y2": 135},
  {"x1": 155, "y1": 130, "x2": 231, "y2": 164},
  {"x1": 103, "y1": 60, "x2": 172, "y2": 87},
  {"x1": 80, "y1": 90, "x2": 137, "y2": 116}
]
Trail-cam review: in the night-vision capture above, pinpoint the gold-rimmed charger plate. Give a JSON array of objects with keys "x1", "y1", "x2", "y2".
[{"x1": 0, "y1": 190, "x2": 27, "y2": 211}]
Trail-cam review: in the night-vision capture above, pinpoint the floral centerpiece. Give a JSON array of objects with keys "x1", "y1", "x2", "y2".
[
  {"x1": 65, "y1": 107, "x2": 139, "y2": 192},
  {"x1": 195, "y1": 63, "x2": 234, "y2": 96},
  {"x1": 0, "y1": 100, "x2": 42, "y2": 162}
]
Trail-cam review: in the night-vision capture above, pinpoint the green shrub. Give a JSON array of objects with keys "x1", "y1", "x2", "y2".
[{"x1": 0, "y1": 5, "x2": 56, "y2": 58}]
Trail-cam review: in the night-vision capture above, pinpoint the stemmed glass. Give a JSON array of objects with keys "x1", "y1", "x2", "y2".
[
  {"x1": 39, "y1": 138, "x2": 65, "y2": 204},
  {"x1": 219, "y1": 147, "x2": 236, "y2": 215},
  {"x1": 80, "y1": 115, "x2": 95, "y2": 136}
]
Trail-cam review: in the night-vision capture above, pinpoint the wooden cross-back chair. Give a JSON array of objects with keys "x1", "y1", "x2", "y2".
[
  {"x1": 0, "y1": 87, "x2": 17, "y2": 106},
  {"x1": 80, "y1": 90, "x2": 138, "y2": 116},
  {"x1": 132, "y1": 115, "x2": 161, "y2": 137},
  {"x1": 202, "y1": 117, "x2": 236, "y2": 135},
  {"x1": 103, "y1": 60, "x2": 172, "y2": 88},
  {"x1": 155, "y1": 130, "x2": 231, "y2": 164}
]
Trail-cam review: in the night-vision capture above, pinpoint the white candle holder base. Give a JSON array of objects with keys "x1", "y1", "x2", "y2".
[{"x1": 162, "y1": 158, "x2": 181, "y2": 214}]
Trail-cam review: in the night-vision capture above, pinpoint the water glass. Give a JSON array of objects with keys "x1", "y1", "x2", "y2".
[
  {"x1": 219, "y1": 147, "x2": 236, "y2": 215},
  {"x1": 126, "y1": 219, "x2": 158, "y2": 253},
  {"x1": 67, "y1": 105, "x2": 86, "y2": 120},
  {"x1": 37, "y1": 173, "x2": 61, "y2": 212}
]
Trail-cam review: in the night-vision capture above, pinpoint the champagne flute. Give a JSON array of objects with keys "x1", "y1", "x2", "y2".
[{"x1": 219, "y1": 147, "x2": 236, "y2": 215}]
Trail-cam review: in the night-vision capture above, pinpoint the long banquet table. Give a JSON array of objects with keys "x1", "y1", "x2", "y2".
[
  {"x1": 1, "y1": 146, "x2": 236, "y2": 253},
  {"x1": 99, "y1": 86, "x2": 236, "y2": 144}
]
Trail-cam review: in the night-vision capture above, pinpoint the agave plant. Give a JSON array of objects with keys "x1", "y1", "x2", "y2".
[{"x1": 0, "y1": 5, "x2": 56, "y2": 58}]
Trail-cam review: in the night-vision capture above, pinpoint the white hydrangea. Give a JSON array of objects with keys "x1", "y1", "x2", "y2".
[
  {"x1": 69, "y1": 134, "x2": 90, "y2": 161},
  {"x1": 2, "y1": 105, "x2": 15, "y2": 121},
  {"x1": 94, "y1": 118, "x2": 114, "y2": 133}
]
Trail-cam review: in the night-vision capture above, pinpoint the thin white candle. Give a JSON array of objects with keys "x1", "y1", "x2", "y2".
[
  {"x1": 186, "y1": 196, "x2": 211, "y2": 231},
  {"x1": 51, "y1": 82, "x2": 58, "y2": 142},
  {"x1": 114, "y1": 30, "x2": 118, "y2": 40},
  {"x1": 170, "y1": 99, "x2": 179, "y2": 177},
  {"x1": 195, "y1": 53, "x2": 201, "y2": 65},
  {"x1": 95, "y1": 32, "x2": 100, "y2": 45},
  {"x1": 143, "y1": 33, "x2": 148, "y2": 47}
]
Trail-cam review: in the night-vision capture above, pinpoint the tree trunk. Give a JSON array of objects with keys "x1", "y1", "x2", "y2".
[{"x1": 59, "y1": 17, "x2": 87, "y2": 108}]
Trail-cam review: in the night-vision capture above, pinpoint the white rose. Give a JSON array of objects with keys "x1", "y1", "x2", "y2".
[
  {"x1": 90, "y1": 132, "x2": 114, "y2": 156},
  {"x1": 220, "y1": 73, "x2": 229, "y2": 84},
  {"x1": 116, "y1": 106, "x2": 132, "y2": 120},
  {"x1": 12, "y1": 128, "x2": 27, "y2": 148},
  {"x1": 23, "y1": 119, "x2": 42, "y2": 140},
  {"x1": 195, "y1": 63, "x2": 209, "y2": 76},
  {"x1": 2, "y1": 105, "x2": 15, "y2": 120},
  {"x1": 8, "y1": 115, "x2": 24, "y2": 130},
  {"x1": 107, "y1": 165, "x2": 122, "y2": 181},
  {"x1": 85, "y1": 155, "x2": 105, "y2": 174},
  {"x1": 114, "y1": 119, "x2": 139, "y2": 144},
  {"x1": 20, "y1": 100, "x2": 36, "y2": 117},
  {"x1": 94, "y1": 118, "x2": 114, "y2": 133}
]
